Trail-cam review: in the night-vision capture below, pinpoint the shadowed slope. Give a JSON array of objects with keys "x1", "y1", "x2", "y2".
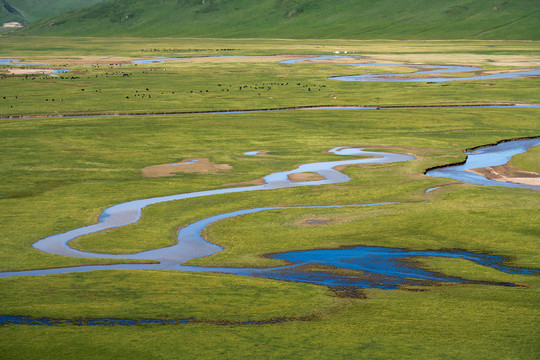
[
  {"x1": 0, "y1": 0, "x2": 105, "y2": 24},
  {"x1": 12, "y1": 0, "x2": 540, "y2": 39}
]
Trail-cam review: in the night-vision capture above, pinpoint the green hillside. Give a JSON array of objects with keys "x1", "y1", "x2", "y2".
[
  {"x1": 1, "y1": 0, "x2": 105, "y2": 25},
  {"x1": 0, "y1": 0, "x2": 24, "y2": 24},
  {"x1": 11, "y1": 0, "x2": 540, "y2": 39}
]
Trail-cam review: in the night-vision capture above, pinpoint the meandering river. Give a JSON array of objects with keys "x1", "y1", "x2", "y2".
[
  {"x1": 1, "y1": 140, "x2": 538, "y2": 286},
  {"x1": 130, "y1": 54, "x2": 540, "y2": 83},
  {"x1": 1, "y1": 54, "x2": 539, "y2": 326},
  {"x1": 1, "y1": 55, "x2": 538, "y2": 289}
]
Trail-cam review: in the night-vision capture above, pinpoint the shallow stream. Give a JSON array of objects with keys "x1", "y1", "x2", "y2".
[
  {"x1": 1, "y1": 47, "x2": 539, "y2": 329},
  {"x1": 1, "y1": 55, "x2": 538, "y2": 293},
  {"x1": 1, "y1": 141, "x2": 538, "y2": 289}
]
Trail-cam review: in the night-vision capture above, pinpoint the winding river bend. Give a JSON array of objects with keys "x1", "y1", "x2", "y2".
[
  {"x1": 1, "y1": 54, "x2": 539, "y2": 328},
  {"x1": 130, "y1": 54, "x2": 540, "y2": 83},
  {"x1": 1, "y1": 55, "x2": 538, "y2": 288},
  {"x1": 2, "y1": 54, "x2": 539, "y2": 121},
  {"x1": 1, "y1": 140, "x2": 538, "y2": 287},
  {"x1": 280, "y1": 55, "x2": 540, "y2": 82}
]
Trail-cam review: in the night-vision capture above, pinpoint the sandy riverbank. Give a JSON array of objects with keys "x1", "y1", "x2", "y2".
[
  {"x1": 467, "y1": 165, "x2": 540, "y2": 187},
  {"x1": 1, "y1": 68, "x2": 56, "y2": 75}
]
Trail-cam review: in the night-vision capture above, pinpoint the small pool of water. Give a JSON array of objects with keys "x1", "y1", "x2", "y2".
[
  {"x1": 0, "y1": 58, "x2": 20, "y2": 65},
  {"x1": 244, "y1": 246, "x2": 538, "y2": 290},
  {"x1": 167, "y1": 159, "x2": 199, "y2": 166},
  {"x1": 49, "y1": 69, "x2": 73, "y2": 77}
]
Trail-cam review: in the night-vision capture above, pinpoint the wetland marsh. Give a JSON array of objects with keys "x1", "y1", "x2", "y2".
[{"x1": 0, "y1": 37, "x2": 538, "y2": 359}]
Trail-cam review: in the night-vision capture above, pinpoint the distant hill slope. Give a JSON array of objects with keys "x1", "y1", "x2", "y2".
[
  {"x1": 1, "y1": 0, "x2": 105, "y2": 25},
  {"x1": 11, "y1": 0, "x2": 540, "y2": 39},
  {"x1": 1, "y1": 0, "x2": 24, "y2": 24}
]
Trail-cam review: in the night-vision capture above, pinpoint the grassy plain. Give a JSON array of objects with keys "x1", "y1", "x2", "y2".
[
  {"x1": 510, "y1": 145, "x2": 540, "y2": 173},
  {"x1": 1, "y1": 38, "x2": 540, "y2": 118},
  {"x1": 0, "y1": 37, "x2": 539, "y2": 359}
]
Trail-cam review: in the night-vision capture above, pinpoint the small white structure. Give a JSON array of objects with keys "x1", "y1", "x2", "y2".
[{"x1": 3, "y1": 22, "x2": 23, "y2": 28}]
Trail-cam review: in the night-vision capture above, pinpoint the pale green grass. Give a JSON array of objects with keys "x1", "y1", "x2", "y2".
[{"x1": 510, "y1": 144, "x2": 540, "y2": 173}]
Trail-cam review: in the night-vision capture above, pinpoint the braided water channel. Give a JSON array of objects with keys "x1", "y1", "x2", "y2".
[
  {"x1": 1, "y1": 141, "x2": 538, "y2": 282},
  {"x1": 2, "y1": 54, "x2": 540, "y2": 121},
  {"x1": 131, "y1": 54, "x2": 540, "y2": 83},
  {"x1": 1, "y1": 55, "x2": 539, "y2": 326}
]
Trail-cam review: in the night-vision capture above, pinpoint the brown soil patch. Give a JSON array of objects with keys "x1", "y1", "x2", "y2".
[
  {"x1": 288, "y1": 172, "x2": 325, "y2": 182},
  {"x1": 294, "y1": 263, "x2": 365, "y2": 276},
  {"x1": 142, "y1": 158, "x2": 232, "y2": 178},
  {"x1": 467, "y1": 164, "x2": 540, "y2": 187},
  {"x1": 2, "y1": 68, "x2": 56, "y2": 75}
]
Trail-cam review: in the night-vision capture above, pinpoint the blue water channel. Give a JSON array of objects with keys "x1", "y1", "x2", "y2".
[
  {"x1": 0, "y1": 58, "x2": 20, "y2": 65},
  {"x1": 279, "y1": 55, "x2": 540, "y2": 82},
  {"x1": 2, "y1": 55, "x2": 539, "y2": 295},
  {"x1": 1, "y1": 140, "x2": 538, "y2": 287},
  {"x1": 0, "y1": 314, "x2": 302, "y2": 326},
  {"x1": 426, "y1": 138, "x2": 540, "y2": 189},
  {"x1": 1, "y1": 55, "x2": 539, "y2": 326},
  {"x1": 0, "y1": 58, "x2": 71, "y2": 76},
  {"x1": 130, "y1": 54, "x2": 540, "y2": 82},
  {"x1": 4, "y1": 54, "x2": 539, "y2": 84}
]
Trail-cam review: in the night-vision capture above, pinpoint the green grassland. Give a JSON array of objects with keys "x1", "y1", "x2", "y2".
[
  {"x1": 510, "y1": 145, "x2": 540, "y2": 173},
  {"x1": 0, "y1": 38, "x2": 539, "y2": 359},
  {"x1": 1, "y1": 37, "x2": 539, "y2": 118},
  {"x1": 11, "y1": 0, "x2": 540, "y2": 40},
  {"x1": 0, "y1": 0, "x2": 23, "y2": 24}
]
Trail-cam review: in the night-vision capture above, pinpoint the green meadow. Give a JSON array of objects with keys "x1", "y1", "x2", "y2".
[
  {"x1": 0, "y1": 37, "x2": 539, "y2": 359},
  {"x1": 511, "y1": 145, "x2": 540, "y2": 173},
  {"x1": 1, "y1": 37, "x2": 539, "y2": 118}
]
